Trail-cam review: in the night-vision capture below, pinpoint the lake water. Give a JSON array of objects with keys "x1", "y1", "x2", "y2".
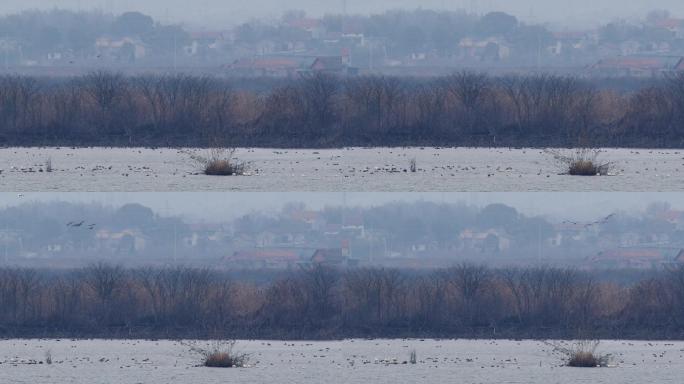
[
  {"x1": 0, "y1": 339, "x2": 681, "y2": 383},
  {"x1": 1, "y1": 147, "x2": 683, "y2": 191}
]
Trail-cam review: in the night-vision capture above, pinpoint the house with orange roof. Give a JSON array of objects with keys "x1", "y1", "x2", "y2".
[
  {"x1": 653, "y1": 18, "x2": 684, "y2": 38},
  {"x1": 311, "y1": 246, "x2": 358, "y2": 268},
  {"x1": 657, "y1": 210, "x2": 684, "y2": 230}
]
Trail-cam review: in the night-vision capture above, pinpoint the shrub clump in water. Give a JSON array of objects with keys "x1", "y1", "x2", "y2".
[
  {"x1": 567, "y1": 351, "x2": 601, "y2": 367},
  {"x1": 187, "y1": 148, "x2": 247, "y2": 176},
  {"x1": 184, "y1": 340, "x2": 249, "y2": 368},
  {"x1": 204, "y1": 159, "x2": 244, "y2": 176},
  {"x1": 568, "y1": 160, "x2": 598, "y2": 176},
  {"x1": 204, "y1": 351, "x2": 245, "y2": 368},
  {"x1": 547, "y1": 148, "x2": 611, "y2": 176},
  {"x1": 546, "y1": 340, "x2": 611, "y2": 368}
]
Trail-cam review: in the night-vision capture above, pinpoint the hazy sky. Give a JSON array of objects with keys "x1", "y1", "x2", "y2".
[
  {"x1": 1, "y1": 0, "x2": 683, "y2": 28},
  {"x1": 1, "y1": 192, "x2": 681, "y2": 222}
]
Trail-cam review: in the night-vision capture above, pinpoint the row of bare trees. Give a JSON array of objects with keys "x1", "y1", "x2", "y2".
[
  {"x1": 0, "y1": 72, "x2": 236, "y2": 146},
  {"x1": 2, "y1": 71, "x2": 684, "y2": 147},
  {"x1": 2, "y1": 263, "x2": 684, "y2": 339}
]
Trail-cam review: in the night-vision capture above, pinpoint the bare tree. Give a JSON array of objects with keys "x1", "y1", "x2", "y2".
[
  {"x1": 81, "y1": 71, "x2": 135, "y2": 142},
  {"x1": 443, "y1": 71, "x2": 492, "y2": 135},
  {"x1": 439, "y1": 264, "x2": 491, "y2": 325},
  {"x1": 301, "y1": 264, "x2": 340, "y2": 324},
  {"x1": 0, "y1": 75, "x2": 42, "y2": 135},
  {"x1": 300, "y1": 73, "x2": 339, "y2": 139},
  {"x1": 83, "y1": 263, "x2": 126, "y2": 325}
]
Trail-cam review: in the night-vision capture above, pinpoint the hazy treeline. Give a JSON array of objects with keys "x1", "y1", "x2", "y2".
[
  {"x1": 2, "y1": 71, "x2": 684, "y2": 147},
  {"x1": 0, "y1": 10, "x2": 190, "y2": 63},
  {"x1": 2, "y1": 8, "x2": 680, "y2": 67},
  {"x1": 246, "y1": 9, "x2": 553, "y2": 60},
  {"x1": 2, "y1": 263, "x2": 684, "y2": 340},
  {"x1": 4, "y1": 199, "x2": 679, "y2": 267},
  {"x1": 0, "y1": 201, "x2": 189, "y2": 261}
]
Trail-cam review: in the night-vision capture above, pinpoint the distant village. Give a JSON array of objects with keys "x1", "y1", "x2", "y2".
[
  {"x1": 3, "y1": 9, "x2": 684, "y2": 77},
  {"x1": 2, "y1": 201, "x2": 684, "y2": 270}
]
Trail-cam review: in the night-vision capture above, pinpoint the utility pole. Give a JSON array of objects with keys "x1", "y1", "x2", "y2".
[
  {"x1": 173, "y1": 33, "x2": 178, "y2": 72},
  {"x1": 537, "y1": 221, "x2": 542, "y2": 265},
  {"x1": 173, "y1": 222, "x2": 178, "y2": 264},
  {"x1": 3, "y1": 225, "x2": 8, "y2": 265},
  {"x1": 537, "y1": 32, "x2": 542, "y2": 70},
  {"x1": 343, "y1": 192, "x2": 347, "y2": 227},
  {"x1": 369, "y1": 42, "x2": 374, "y2": 72},
  {"x1": 342, "y1": 0, "x2": 348, "y2": 49}
]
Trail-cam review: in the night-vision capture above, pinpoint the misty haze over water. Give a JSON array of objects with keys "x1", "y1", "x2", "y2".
[
  {"x1": 3, "y1": 192, "x2": 684, "y2": 222},
  {"x1": 3, "y1": 0, "x2": 684, "y2": 27}
]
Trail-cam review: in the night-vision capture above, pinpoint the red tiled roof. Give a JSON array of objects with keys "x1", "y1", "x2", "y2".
[
  {"x1": 287, "y1": 18, "x2": 321, "y2": 30},
  {"x1": 290, "y1": 210, "x2": 319, "y2": 222},
  {"x1": 595, "y1": 58, "x2": 662, "y2": 69},
  {"x1": 228, "y1": 55, "x2": 321, "y2": 71},
  {"x1": 594, "y1": 248, "x2": 684, "y2": 263},
  {"x1": 553, "y1": 31, "x2": 587, "y2": 40},
  {"x1": 312, "y1": 248, "x2": 345, "y2": 263},
  {"x1": 592, "y1": 56, "x2": 684, "y2": 71},
  {"x1": 229, "y1": 250, "x2": 300, "y2": 262},
  {"x1": 230, "y1": 58, "x2": 300, "y2": 70},
  {"x1": 658, "y1": 210, "x2": 684, "y2": 222},
  {"x1": 343, "y1": 214, "x2": 364, "y2": 227},
  {"x1": 190, "y1": 31, "x2": 225, "y2": 40},
  {"x1": 599, "y1": 249, "x2": 662, "y2": 260},
  {"x1": 655, "y1": 18, "x2": 684, "y2": 29}
]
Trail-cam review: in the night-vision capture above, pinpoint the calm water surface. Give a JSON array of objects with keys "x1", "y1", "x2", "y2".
[
  {"x1": 0, "y1": 339, "x2": 682, "y2": 384},
  {"x1": 1, "y1": 147, "x2": 682, "y2": 191}
]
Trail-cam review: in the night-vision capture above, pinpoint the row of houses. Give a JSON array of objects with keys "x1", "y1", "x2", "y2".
[
  {"x1": 6, "y1": 11, "x2": 684, "y2": 78},
  {"x1": 217, "y1": 13, "x2": 684, "y2": 78},
  {"x1": 5, "y1": 202, "x2": 684, "y2": 270}
]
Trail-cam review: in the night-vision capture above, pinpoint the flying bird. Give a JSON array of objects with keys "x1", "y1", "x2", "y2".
[
  {"x1": 604, "y1": 213, "x2": 616, "y2": 221},
  {"x1": 581, "y1": 213, "x2": 617, "y2": 229}
]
